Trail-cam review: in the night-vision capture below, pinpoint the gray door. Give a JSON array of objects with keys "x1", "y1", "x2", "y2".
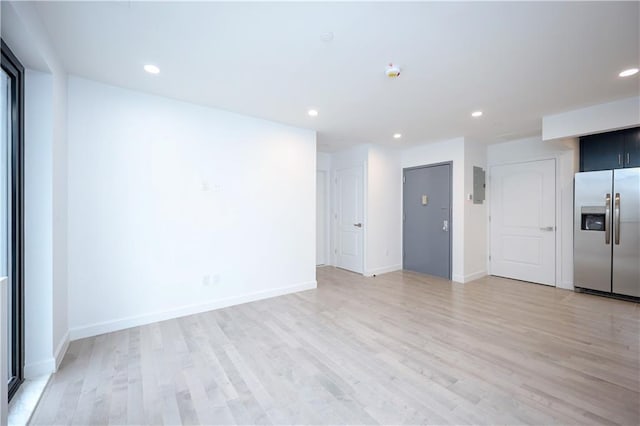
[{"x1": 403, "y1": 163, "x2": 452, "y2": 279}]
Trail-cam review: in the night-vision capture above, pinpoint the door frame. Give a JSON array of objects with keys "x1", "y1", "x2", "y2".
[
  {"x1": 2, "y1": 39, "x2": 25, "y2": 401},
  {"x1": 316, "y1": 169, "x2": 330, "y2": 266},
  {"x1": 487, "y1": 155, "x2": 569, "y2": 288},
  {"x1": 402, "y1": 161, "x2": 453, "y2": 279}
]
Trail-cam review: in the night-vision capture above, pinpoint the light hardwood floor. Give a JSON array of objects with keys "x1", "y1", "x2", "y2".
[{"x1": 32, "y1": 268, "x2": 639, "y2": 425}]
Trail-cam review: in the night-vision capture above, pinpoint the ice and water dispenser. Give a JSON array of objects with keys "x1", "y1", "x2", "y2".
[{"x1": 580, "y1": 206, "x2": 606, "y2": 232}]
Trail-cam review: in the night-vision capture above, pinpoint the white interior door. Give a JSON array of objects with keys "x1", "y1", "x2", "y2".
[
  {"x1": 316, "y1": 170, "x2": 326, "y2": 265},
  {"x1": 490, "y1": 159, "x2": 556, "y2": 286},
  {"x1": 335, "y1": 166, "x2": 364, "y2": 273}
]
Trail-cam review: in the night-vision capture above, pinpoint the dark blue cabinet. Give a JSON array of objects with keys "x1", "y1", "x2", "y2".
[
  {"x1": 580, "y1": 127, "x2": 640, "y2": 172},
  {"x1": 625, "y1": 128, "x2": 640, "y2": 168}
]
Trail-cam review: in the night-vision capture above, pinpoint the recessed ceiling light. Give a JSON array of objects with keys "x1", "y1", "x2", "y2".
[
  {"x1": 144, "y1": 64, "x2": 160, "y2": 74},
  {"x1": 619, "y1": 68, "x2": 639, "y2": 77},
  {"x1": 393, "y1": 133, "x2": 402, "y2": 139},
  {"x1": 471, "y1": 111, "x2": 483, "y2": 118},
  {"x1": 308, "y1": 109, "x2": 319, "y2": 117}
]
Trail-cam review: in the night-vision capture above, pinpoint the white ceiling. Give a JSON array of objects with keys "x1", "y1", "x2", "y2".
[{"x1": 33, "y1": 1, "x2": 639, "y2": 151}]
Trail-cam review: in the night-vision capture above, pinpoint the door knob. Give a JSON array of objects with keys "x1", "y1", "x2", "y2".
[
  {"x1": 442, "y1": 220, "x2": 448, "y2": 232},
  {"x1": 353, "y1": 223, "x2": 362, "y2": 228},
  {"x1": 540, "y1": 226, "x2": 554, "y2": 231}
]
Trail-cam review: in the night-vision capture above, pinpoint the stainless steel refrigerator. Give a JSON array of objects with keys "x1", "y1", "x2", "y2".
[{"x1": 574, "y1": 168, "x2": 640, "y2": 297}]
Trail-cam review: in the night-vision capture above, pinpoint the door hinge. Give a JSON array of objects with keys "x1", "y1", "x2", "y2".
[
  {"x1": 403, "y1": 175, "x2": 406, "y2": 184},
  {"x1": 334, "y1": 249, "x2": 337, "y2": 254},
  {"x1": 403, "y1": 213, "x2": 406, "y2": 222},
  {"x1": 488, "y1": 215, "x2": 491, "y2": 222},
  {"x1": 489, "y1": 255, "x2": 491, "y2": 260}
]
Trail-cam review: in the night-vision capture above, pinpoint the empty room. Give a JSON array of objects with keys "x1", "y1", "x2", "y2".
[{"x1": 1, "y1": 1, "x2": 639, "y2": 425}]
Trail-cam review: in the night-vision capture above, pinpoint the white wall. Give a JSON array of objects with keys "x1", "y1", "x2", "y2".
[
  {"x1": 365, "y1": 145, "x2": 402, "y2": 276},
  {"x1": 24, "y1": 70, "x2": 54, "y2": 377},
  {"x1": 50, "y1": 68, "x2": 68, "y2": 369},
  {"x1": 487, "y1": 136, "x2": 578, "y2": 289},
  {"x1": 401, "y1": 137, "x2": 466, "y2": 282},
  {"x1": 317, "y1": 152, "x2": 331, "y2": 171},
  {"x1": 2, "y1": 1, "x2": 69, "y2": 376},
  {"x1": 67, "y1": 77, "x2": 317, "y2": 339},
  {"x1": 543, "y1": 96, "x2": 640, "y2": 141},
  {"x1": 464, "y1": 141, "x2": 488, "y2": 282}
]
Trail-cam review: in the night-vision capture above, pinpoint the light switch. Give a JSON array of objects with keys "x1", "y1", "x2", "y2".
[{"x1": 422, "y1": 195, "x2": 428, "y2": 205}]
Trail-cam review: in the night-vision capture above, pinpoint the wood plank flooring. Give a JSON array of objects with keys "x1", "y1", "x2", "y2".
[{"x1": 32, "y1": 268, "x2": 640, "y2": 425}]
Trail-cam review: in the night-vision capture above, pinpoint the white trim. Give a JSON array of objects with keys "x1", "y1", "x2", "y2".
[
  {"x1": 364, "y1": 264, "x2": 402, "y2": 277},
  {"x1": 324, "y1": 169, "x2": 331, "y2": 266},
  {"x1": 463, "y1": 270, "x2": 487, "y2": 283},
  {"x1": 54, "y1": 330, "x2": 70, "y2": 371},
  {"x1": 69, "y1": 280, "x2": 317, "y2": 341},
  {"x1": 23, "y1": 331, "x2": 70, "y2": 378},
  {"x1": 315, "y1": 169, "x2": 328, "y2": 266},
  {"x1": 362, "y1": 161, "x2": 368, "y2": 276},
  {"x1": 452, "y1": 273, "x2": 465, "y2": 283},
  {"x1": 8, "y1": 374, "x2": 52, "y2": 426},
  {"x1": 1, "y1": 277, "x2": 6, "y2": 424},
  {"x1": 558, "y1": 281, "x2": 574, "y2": 290}
]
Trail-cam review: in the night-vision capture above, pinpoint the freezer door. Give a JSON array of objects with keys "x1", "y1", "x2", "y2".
[
  {"x1": 574, "y1": 171, "x2": 613, "y2": 292},
  {"x1": 612, "y1": 168, "x2": 640, "y2": 297}
]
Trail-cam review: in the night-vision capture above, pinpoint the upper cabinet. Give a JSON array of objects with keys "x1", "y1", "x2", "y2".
[
  {"x1": 580, "y1": 127, "x2": 640, "y2": 172},
  {"x1": 625, "y1": 128, "x2": 640, "y2": 168}
]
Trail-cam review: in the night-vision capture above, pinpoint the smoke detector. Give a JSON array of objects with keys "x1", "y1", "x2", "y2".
[{"x1": 386, "y1": 63, "x2": 401, "y2": 78}]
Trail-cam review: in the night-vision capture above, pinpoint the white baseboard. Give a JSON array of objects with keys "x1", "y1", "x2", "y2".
[
  {"x1": 452, "y1": 273, "x2": 464, "y2": 283},
  {"x1": 54, "y1": 330, "x2": 70, "y2": 371},
  {"x1": 23, "y1": 331, "x2": 70, "y2": 378},
  {"x1": 463, "y1": 270, "x2": 487, "y2": 283},
  {"x1": 69, "y1": 280, "x2": 317, "y2": 341},
  {"x1": 364, "y1": 264, "x2": 402, "y2": 277}
]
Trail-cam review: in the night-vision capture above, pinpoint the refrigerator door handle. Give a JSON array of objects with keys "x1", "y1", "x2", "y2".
[
  {"x1": 614, "y1": 193, "x2": 621, "y2": 245},
  {"x1": 605, "y1": 193, "x2": 611, "y2": 245}
]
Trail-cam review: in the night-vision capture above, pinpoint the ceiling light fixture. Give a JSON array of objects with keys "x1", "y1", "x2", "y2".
[
  {"x1": 471, "y1": 111, "x2": 483, "y2": 118},
  {"x1": 393, "y1": 133, "x2": 402, "y2": 139},
  {"x1": 308, "y1": 109, "x2": 319, "y2": 117},
  {"x1": 386, "y1": 63, "x2": 401, "y2": 78},
  {"x1": 619, "y1": 68, "x2": 639, "y2": 77},
  {"x1": 144, "y1": 64, "x2": 160, "y2": 74}
]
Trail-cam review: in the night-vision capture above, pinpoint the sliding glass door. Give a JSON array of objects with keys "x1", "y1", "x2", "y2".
[{"x1": 1, "y1": 40, "x2": 24, "y2": 402}]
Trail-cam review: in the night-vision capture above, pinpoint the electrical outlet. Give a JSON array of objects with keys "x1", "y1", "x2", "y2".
[
  {"x1": 213, "y1": 274, "x2": 220, "y2": 285},
  {"x1": 202, "y1": 275, "x2": 211, "y2": 286}
]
